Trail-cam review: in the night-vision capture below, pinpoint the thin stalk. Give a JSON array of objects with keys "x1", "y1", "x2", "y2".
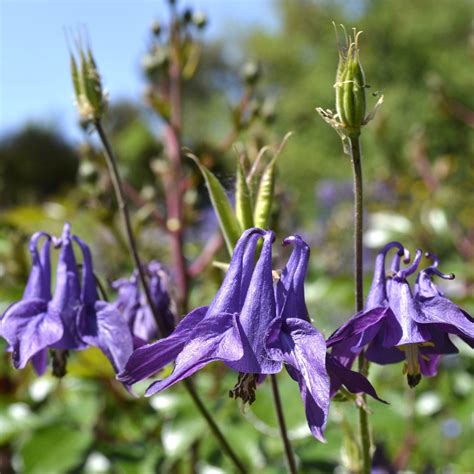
[
  {"x1": 94, "y1": 120, "x2": 247, "y2": 474},
  {"x1": 94, "y1": 120, "x2": 167, "y2": 338},
  {"x1": 184, "y1": 379, "x2": 247, "y2": 474},
  {"x1": 349, "y1": 135, "x2": 371, "y2": 474},
  {"x1": 270, "y1": 375, "x2": 298, "y2": 474}
]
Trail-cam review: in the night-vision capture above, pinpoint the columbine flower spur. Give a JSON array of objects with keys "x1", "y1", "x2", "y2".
[
  {"x1": 0, "y1": 223, "x2": 133, "y2": 375},
  {"x1": 118, "y1": 228, "x2": 382, "y2": 441},
  {"x1": 327, "y1": 242, "x2": 474, "y2": 387}
]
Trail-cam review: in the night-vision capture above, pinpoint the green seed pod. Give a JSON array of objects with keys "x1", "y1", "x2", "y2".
[{"x1": 334, "y1": 28, "x2": 366, "y2": 135}]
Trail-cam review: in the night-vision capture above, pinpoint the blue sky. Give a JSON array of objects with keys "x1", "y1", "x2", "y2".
[{"x1": 0, "y1": 0, "x2": 275, "y2": 140}]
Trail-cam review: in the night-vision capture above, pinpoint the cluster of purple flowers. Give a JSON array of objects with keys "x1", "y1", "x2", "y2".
[
  {"x1": 1, "y1": 225, "x2": 473, "y2": 441},
  {"x1": 0, "y1": 223, "x2": 174, "y2": 376},
  {"x1": 118, "y1": 229, "x2": 381, "y2": 441},
  {"x1": 328, "y1": 242, "x2": 474, "y2": 387}
]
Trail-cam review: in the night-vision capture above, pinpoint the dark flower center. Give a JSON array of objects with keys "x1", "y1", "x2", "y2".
[
  {"x1": 51, "y1": 349, "x2": 69, "y2": 378},
  {"x1": 229, "y1": 372, "x2": 259, "y2": 405}
]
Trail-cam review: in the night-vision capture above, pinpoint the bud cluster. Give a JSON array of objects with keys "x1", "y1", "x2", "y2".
[{"x1": 70, "y1": 40, "x2": 107, "y2": 124}]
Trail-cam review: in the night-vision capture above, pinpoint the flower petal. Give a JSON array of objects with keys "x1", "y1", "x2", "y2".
[
  {"x1": 419, "y1": 354, "x2": 441, "y2": 377},
  {"x1": 366, "y1": 242, "x2": 404, "y2": 309},
  {"x1": 24, "y1": 232, "x2": 52, "y2": 301},
  {"x1": 226, "y1": 231, "x2": 281, "y2": 374},
  {"x1": 387, "y1": 279, "x2": 429, "y2": 346},
  {"x1": 117, "y1": 306, "x2": 208, "y2": 385},
  {"x1": 145, "y1": 311, "x2": 243, "y2": 396},
  {"x1": 31, "y1": 349, "x2": 48, "y2": 376},
  {"x1": 208, "y1": 228, "x2": 264, "y2": 316},
  {"x1": 81, "y1": 301, "x2": 133, "y2": 372},
  {"x1": 49, "y1": 224, "x2": 84, "y2": 350},
  {"x1": 326, "y1": 307, "x2": 388, "y2": 347},
  {"x1": 326, "y1": 354, "x2": 385, "y2": 402},
  {"x1": 270, "y1": 318, "x2": 330, "y2": 441},
  {"x1": 414, "y1": 296, "x2": 474, "y2": 344},
  {"x1": 1, "y1": 299, "x2": 63, "y2": 369}
]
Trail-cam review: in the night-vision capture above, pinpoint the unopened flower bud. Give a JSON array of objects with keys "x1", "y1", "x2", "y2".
[
  {"x1": 241, "y1": 61, "x2": 261, "y2": 86},
  {"x1": 151, "y1": 20, "x2": 161, "y2": 36},
  {"x1": 193, "y1": 11, "x2": 207, "y2": 29},
  {"x1": 183, "y1": 8, "x2": 193, "y2": 24},
  {"x1": 70, "y1": 41, "x2": 107, "y2": 124},
  {"x1": 335, "y1": 27, "x2": 366, "y2": 135}
]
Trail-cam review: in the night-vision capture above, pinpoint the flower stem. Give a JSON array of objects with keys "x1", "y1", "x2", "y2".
[
  {"x1": 94, "y1": 119, "x2": 167, "y2": 338},
  {"x1": 94, "y1": 119, "x2": 247, "y2": 474},
  {"x1": 349, "y1": 135, "x2": 371, "y2": 474},
  {"x1": 270, "y1": 374, "x2": 298, "y2": 474},
  {"x1": 184, "y1": 379, "x2": 248, "y2": 474}
]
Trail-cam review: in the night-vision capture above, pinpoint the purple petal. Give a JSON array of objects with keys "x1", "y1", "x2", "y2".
[
  {"x1": 145, "y1": 311, "x2": 243, "y2": 396},
  {"x1": 24, "y1": 232, "x2": 52, "y2": 301},
  {"x1": 72, "y1": 235, "x2": 99, "y2": 306},
  {"x1": 366, "y1": 242, "x2": 404, "y2": 309},
  {"x1": 326, "y1": 307, "x2": 388, "y2": 347},
  {"x1": 1, "y1": 299, "x2": 63, "y2": 369},
  {"x1": 89, "y1": 301, "x2": 134, "y2": 373},
  {"x1": 413, "y1": 295, "x2": 474, "y2": 344},
  {"x1": 365, "y1": 330, "x2": 405, "y2": 364},
  {"x1": 419, "y1": 354, "x2": 441, "y2": 377},
  {"x1": 226, "y1": 231, "x2": 281, "y2": 374},
  {"x1": 278, "y1": 235, "x2": 310, "y2": 321},
  {"x1": 148, "y1": 262, "x2": 175, "y2": 335},
  {"x1": 271, "y1": 318, "x2": 330, "y2": 442},
  {"x1": 207, "y1": 228, "x2": 265, "y2": 316},
  {"x1": 31, "y1": 349, "x2": 48, "y2": 376},
  {"x1": 117, "y1": 306, "x2": 207, "y2": 385},
  {"x1": 49, "y1": 224, "x2": 84, "y2": 350},
  {"x1": 387, "y1": 279, "x2": 429, "y2": 346},
  {"x1": 326, "y1": 354, "x2": 385, "y2": 402}
]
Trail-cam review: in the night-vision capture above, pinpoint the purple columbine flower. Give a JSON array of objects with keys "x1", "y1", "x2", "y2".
[
  {"x1": 327, "y1": 242, "x2": 474, "y2": 387},
  {"x1": 112, "y1": 262, "x2": 175, "y2": 347},
  {"x1": 119, "y1": 229, "x2": 381, "y2": 441},
  {"x1": 267, "y1": 235, "x2": 383, "y2": 441},
  {"x1": 1, "y1": 223, "x2": 133, "y2": 375},
  {"x1": 0, "y1": 232, "x2": 62, "y2": 375},
  {"x1": 118, "y1": 228, "x2": 279, "y2": 394}
]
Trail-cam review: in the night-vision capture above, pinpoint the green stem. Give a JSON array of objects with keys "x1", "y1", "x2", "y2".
[
  {"x1": 349, "y1": 135, "x2": 371, "y2": 474},
  {"x1": 94, "y1": 120, "x2": 167, "y2": 338},
  {"x1": 184, "y1": 379, "x2": 248, "y2": 474},
  {"x1": 94, "y1": 119, "x2": 247, "y2": 474},
  {"x1": 270, "y1": 375, "x2": 298, "y2": 474}
]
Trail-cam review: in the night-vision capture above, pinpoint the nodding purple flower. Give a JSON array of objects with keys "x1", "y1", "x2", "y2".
[
  {"x1": 267, "y1": 235, "x2": 383, "y2": 441},
  {"x1": 112, "y1": 262, "x2": 175, "y2": 347},
  {"x1": 0, "y1": 232, "x2": 62, "y2": 375},
  {"x1": 118, "y1": 229, "x2": 382, "y2": 442},
  {"x1": 327, "y1": 242, "x2": 474, "y2": 387},
  {"x1": 0, "y1": 223, "x2": 133, "y2": 375},
  {"x1": 118, "y1": 228, "x2": 278, "y2": 395}
]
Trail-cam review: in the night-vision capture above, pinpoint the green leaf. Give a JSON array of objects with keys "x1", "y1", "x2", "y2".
[
  {"x1": 235, "y1": 155, "x2": 254, "y2": 230},
  {"x1": 189, "y1": 154, "x2": 242, "y2": 255},
  {"x1": 20, "y1": 424, "x2": 93, "y2": 474}
]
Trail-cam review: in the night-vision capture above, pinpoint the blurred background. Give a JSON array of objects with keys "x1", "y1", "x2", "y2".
[{"x1": 1, "y1": 0, "x2": 473, "y2": 472}]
